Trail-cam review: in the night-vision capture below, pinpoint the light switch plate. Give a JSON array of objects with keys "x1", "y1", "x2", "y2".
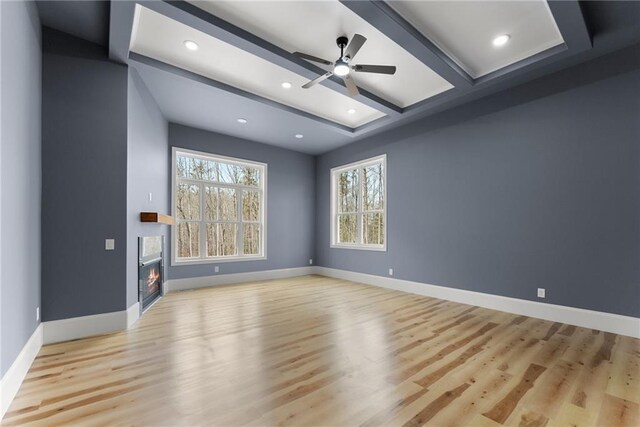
[
  {"x1": 105, "y1": 239, "x2": 115, "y2": 250},
  {"x1": 389, "y1": 268, "x2": 394, "y2": 276}
]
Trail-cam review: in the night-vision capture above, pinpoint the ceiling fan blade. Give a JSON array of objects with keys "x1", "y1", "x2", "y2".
[
  {"x1": 294, "y1": 51, "x2": 332, "y2": 66},
  {"x1": 302, "y1": 71, "x2": 334, "y2": 89},
  {"x1": 343, "y1": 34, "x2": 366, "y2": 60},
  {"x1": 353, "y1": 64, "x2": 397, "y2": 75},
  {"x1": 343, "y1": 74, "x2": 360, "y2": 97}
]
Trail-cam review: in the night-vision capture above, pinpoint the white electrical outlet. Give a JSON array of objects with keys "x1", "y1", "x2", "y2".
[
  {"x1": 148, "y1": 192, "x2": 153, "y2": 202},
  {"x1": 36, "y1": 307, "x2": 40, "y2": 321},
  {"x1": 537, "y1": 288, "x2": 546, "y2": 298},
  {"x1": 309, "y1": 259, "x2": 313, "y2": 265},
  {"x1": 105, "y1": 239, "x2": 115, "y2": 250},
  {"x1": 214, "y1": 266, "x2": 219, "y2": 273},
  {"x1": 388, "y1": 268, "x2": 394, "y2": 276}
]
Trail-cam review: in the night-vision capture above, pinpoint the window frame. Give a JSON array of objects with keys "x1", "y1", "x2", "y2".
[
  {"x1": 171, "y1": 147, "x2": 267, "y2": 266},
  {"x1": 330, "y1": 154, "x2": 387, "y2": 251}
]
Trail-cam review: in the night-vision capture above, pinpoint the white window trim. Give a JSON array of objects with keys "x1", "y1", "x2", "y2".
[
  {"x1": 330, "y1": 154, "x2": 387, "y2": 251},
  {"x1": 171, "y1": 147, "x2": 267, "y2": 266}
]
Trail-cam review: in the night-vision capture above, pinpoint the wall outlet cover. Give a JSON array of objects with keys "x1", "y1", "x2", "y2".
[
  {"x1": 309, "y1": 259, "x2": 313, "y2": 265},
  {"x1": 214, "y1": 266, "x2": 219, "y2": 273},
  {"x1": 105, "y1": 239, "x2": 115, "y2": 250},
  {"x1": 389, "y1": 268, "x2": 394, "y2": 276},
  {"x1": 537, "y1": 288, "x2": 546, "y2": 298}
]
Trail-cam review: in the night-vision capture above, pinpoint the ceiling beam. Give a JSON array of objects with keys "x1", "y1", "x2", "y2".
[
  {"x1": 129, "y1": 53, "x2": 358, "y2": 136},
  {"x1": 339, "y1": 0, "x2": 473, "y2": 90},
  {"x1": 109, "y1": 1, "x2": 136, "y2": 64},
  {"x1": 547, "y1": 0, "x2": 592, "y2": 52},
  {"x1": 134, "y1": 0, "x2": 402, "y2": 117}
]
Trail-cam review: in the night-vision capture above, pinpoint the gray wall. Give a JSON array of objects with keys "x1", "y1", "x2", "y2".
[
  {"x1": 42, "y1": 29, "x2": 128, "y2": 321},
  {"x1": 127, "y1": 69, "x2": 169, "y2": 308},
  {"x1": 316, "y1": 47, "x2": 640, "y2": 318},
  {"x1": 168, "y1": 124, "x2": 315, "y2": 280},
  {"x1": 0, "y1": 0, "x2": 42, "y2": 377}
]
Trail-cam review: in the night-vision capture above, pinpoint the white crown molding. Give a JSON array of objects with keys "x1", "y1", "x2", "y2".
[
  {"x1": 165, "y1": 266, "x2": 315, "y2": 292},
  {"x1": 1, "y1": 324, "x2": 43, "y2": 420},
  {"x1": 313, "y1": 267, "x2": 640, "y2": 338}
]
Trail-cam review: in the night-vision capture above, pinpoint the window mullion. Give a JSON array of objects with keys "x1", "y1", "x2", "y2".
[
  {"x1": 334, "y1": 175, "x2": 338, "y2": 245},
  {"x1": 217, "y1": 187, "x2": 223, "y2": 257},
  {"x1": 199, "y1": 182, "x2": 205, "y2": 259},
  {"x1": 358, "y1": 167, "x2": 364, "y2": 245},
  {"x1": 237, "y1": 189, "x2": 243, "y2": 257}
]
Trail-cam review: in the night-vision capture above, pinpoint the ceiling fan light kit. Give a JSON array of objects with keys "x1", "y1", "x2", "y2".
[
  {"x1": 294, "y1": 34, "x2": 397, "y2": 97},
  {"x1": 334, "y1": 59, "x2": 350, "y2": 76}
]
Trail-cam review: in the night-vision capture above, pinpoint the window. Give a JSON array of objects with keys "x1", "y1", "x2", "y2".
[
  {"x1": 172, "y1": 148, "x2": 266, "y2": 264},
  {"x1": 331, "y1": 154, "x2": 386, "y2": 250}
]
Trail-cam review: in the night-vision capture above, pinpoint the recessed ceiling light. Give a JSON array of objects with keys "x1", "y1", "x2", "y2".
[
  {"x1": 184, "y1": 40, "x2": 199, "y2": 51},
  {"x1": 237, "y1": 118, "x2": 248, "y2": 124},
  {"x1": 492, "y1": 34, "x2": 510, "y2": 47},
  {"x1": 347, "y1": 108, "x2": 356, "y2": 114},
  {"x1": 295, "y1": 134, "x2": 304, "y2": 139},
  {"x1": 281, "y1": 82, "x2": 292, "y2": 89}
]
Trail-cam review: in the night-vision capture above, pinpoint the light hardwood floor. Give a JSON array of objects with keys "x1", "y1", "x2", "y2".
[{"x1": 2, "y1": 275, "x2": 638, "y2": 426}]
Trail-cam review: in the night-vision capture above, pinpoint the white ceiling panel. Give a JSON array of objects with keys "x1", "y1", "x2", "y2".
[
  {"x1": 130, "y1": 5, "x2": 386, "y2": 128},
  {"x1": 188, "y1": 0, "x2": 454, "y2": 108},
  {"x1": 388, "y1": 0, "x2": 564, "y2": 78}
]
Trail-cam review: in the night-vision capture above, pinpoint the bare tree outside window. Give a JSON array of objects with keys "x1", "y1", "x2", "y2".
[
  {"x1": 173, "y1": 150, "x2": 266, "y2": 263},
  {"x1": 331, "y1": 155, "x2": 386, "y2": 249}
]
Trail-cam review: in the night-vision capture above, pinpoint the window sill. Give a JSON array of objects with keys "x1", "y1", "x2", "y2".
[
  {"x1": 171, "y1": 255, "x2": 267, "y2": 266},
  {"x1": 330, "y1": 244, "x2": 387, "y2": 252}
]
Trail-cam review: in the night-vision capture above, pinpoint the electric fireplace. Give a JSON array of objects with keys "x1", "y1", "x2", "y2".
[{"x1": 138, "y1": 236, "x2": 164, "y2": 312}]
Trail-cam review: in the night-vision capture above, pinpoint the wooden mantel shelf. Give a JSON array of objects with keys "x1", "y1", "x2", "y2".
[{"x1": 140, "y1": 212, "x2": 174, "y2": 225}]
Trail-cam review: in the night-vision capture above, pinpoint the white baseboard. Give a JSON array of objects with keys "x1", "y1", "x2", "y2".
[
  {"x1": 2, "y1": 268, "x2": 636, "y2": 422},
  {"x1": 127, "y1": 302, "x2": 140, "y2": 328},
  {"x1": 165, "y1": 266, "x2": 315, "y2": 292},
  {"x1": 1, "y1": 303, "x2": 140, "y2": 419},
  {"x1": 43, "y1": 309, "x2": 128, "y2": 345},
  {"x1": 1, "y1": 324, "x2": 43, "y2": 420},
  {"x1": 44, "y1": 267, "x2": 315, "y2": 346},
  {"x1": 314, "y1": 267, "x2": 640, "y2": 338}
]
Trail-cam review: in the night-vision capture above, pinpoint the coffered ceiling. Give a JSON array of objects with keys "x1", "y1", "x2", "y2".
[
  {"x1": 109, "y1": 0, "x2": 594, "y2": 154},
  {"x1": 130, "y1": 5, "x2": 386, "y2": 128},
  {"x1": 186, "y1": 0, "x2": 454, "y2": 108},
  {"x1": 388, "y1": 0, "x2": 564, "y2": 78}
]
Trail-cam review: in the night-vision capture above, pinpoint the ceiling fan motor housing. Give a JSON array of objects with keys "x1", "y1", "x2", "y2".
[
  {"x1": 336, "y1": 36, "x2": 349, "y2": 50},
  {"x1": 337, "y1": 36, "x2": 351, "y2": 60}
]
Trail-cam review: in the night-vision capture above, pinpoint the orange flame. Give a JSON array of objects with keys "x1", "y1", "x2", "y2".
[{"x1": 147, "y1": 267, "x2": 160, "y2": 290}]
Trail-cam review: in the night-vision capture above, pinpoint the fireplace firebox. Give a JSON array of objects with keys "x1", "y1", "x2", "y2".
[{"x1": 138, "y1": 236, "x2": 164, "y2": 312}]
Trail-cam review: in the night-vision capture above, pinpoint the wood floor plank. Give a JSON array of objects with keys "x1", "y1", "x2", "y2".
[
  {"x1": 402, "y1": 383, "x2": 471, "y2": 427},
  {"x1": 482, "y1": 363, "x2": 547, "y2": 424},
  {"x1": 1, "y1": 275, "x2": 637, "y2": 426},
  {"x1": 596, "y1": 394, "x2": 639, "y2": 427}
]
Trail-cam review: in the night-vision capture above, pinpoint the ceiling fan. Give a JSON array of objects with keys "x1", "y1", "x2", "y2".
[{"x1": 294, "y1": 34, "x2": 397, "y2": 97}]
